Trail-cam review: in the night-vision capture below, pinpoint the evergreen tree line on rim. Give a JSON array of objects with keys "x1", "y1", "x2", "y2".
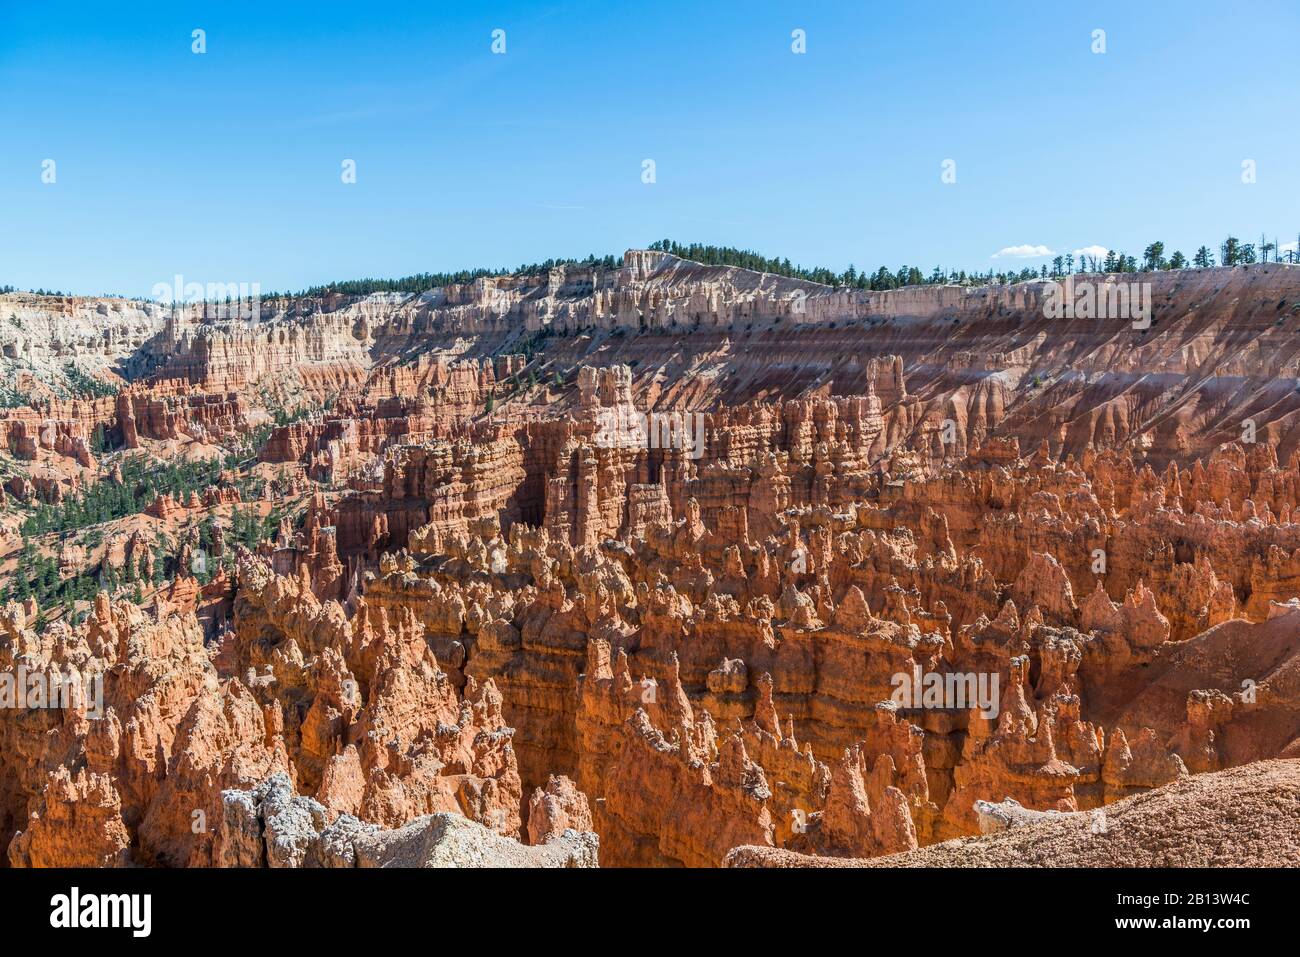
[
  {"x1": 648, "y1": 235, "x2": 1300, "y2": 291},
  {"x1": 5, "y1": 233, "x2": 1296, "y2": 301}
]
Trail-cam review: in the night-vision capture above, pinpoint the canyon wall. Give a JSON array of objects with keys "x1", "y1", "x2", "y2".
[{"x1": 4, "y1": 254, "x2": 1300, "y2": 867}]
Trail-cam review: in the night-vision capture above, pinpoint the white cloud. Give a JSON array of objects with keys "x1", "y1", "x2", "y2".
[
  {"x1": 991, "y1": 244, "x2": 1054, "y2": 259},
  {"x1": 1072, "y1": 245, "x2": 1109, "y2": 260},
  {"x1": 1282, "y1": 241, "x2": 1298, "y2": 254}
]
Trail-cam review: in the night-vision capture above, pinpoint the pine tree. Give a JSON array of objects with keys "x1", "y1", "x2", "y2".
[
  {"x1": 1143, "y1": 242, "x2": 1165, "y2": 271},
  {"x1": 1221, "y1": 236, "x2": 1240, "y2": 266}
]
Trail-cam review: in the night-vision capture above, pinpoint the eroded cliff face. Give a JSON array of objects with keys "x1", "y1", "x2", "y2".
[
  {"x1": 13, "y1": 254, "x2": 1300, "y2": 474},
  {"x1": 0, "y1": 295, "x2": 168, "y2": 390},
  {"x1": 4, "y1": 254, "x2": 1300, "y2": 867}
]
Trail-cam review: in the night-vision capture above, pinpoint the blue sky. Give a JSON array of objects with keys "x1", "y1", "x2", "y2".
[{"x1": 3, "y1": 0, "x2": 1299, "y2": 297}]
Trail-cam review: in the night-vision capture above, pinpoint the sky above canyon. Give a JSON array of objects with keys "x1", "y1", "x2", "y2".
[{"x1": 3, "y1": 0, "x2": 1299, "y2": 296}]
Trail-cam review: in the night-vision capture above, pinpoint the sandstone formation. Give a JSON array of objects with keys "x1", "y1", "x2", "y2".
[
  {"x1": 216, "y1": 772, "x2": 597, "y2": 868},
  {"x1": 3, "y1": 253, "x2": 1300, "y2": 868},
  {"x1": 724, "y1": 759, "x2": 1300, "y2": 867}
]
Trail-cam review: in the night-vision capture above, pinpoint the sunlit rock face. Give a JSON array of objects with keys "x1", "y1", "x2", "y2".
[{"x1": 4, "y1": 257, "x2": 1300, "y2": 867}]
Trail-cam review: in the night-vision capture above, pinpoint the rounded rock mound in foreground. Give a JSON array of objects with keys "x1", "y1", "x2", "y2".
[{"x1": 725, "y1": 759, "x2": 1300, "y2": 868}]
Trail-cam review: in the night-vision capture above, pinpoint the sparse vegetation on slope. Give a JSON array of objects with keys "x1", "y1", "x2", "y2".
[{"x1": 20, "y1": 455, "x2": 239, "y2": 536}]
